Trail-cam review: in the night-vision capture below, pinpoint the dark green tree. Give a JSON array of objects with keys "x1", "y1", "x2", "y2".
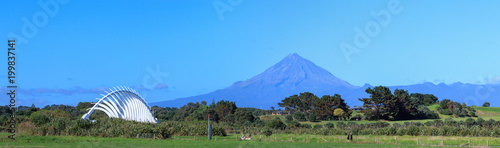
[
  {"x1": 313, "y1": 94, "x2": 351, "y2": 120},
  {"x1": 483, "y1": 102, "x2": 490, "y2": 107},
  {"x1": 278, "y1": 95, "x2": 301, "y2": 114},
  {"x1": 359, "y1": 86, "x2": 393, "y2": 120},
  {"x1": 308, "y1": 113, "x2": 317, "y2": 122},
  {"x1": 297, "y1": 92, "x2": 319, "y2": 112},
  {"x1": 285, "y1": 114, "x2": 294, "y2": 123},
  {"x1": 234, "y1": 108, "x2": 254, "y2": 123},
  {"x1": 214, "y1": 100, "x2": 237, "y2": 122},
  {"x1": 293, "y1": 112, "x2": 307, "y2": 121},
  {"x1": 393, "y1": 89, "x2": 412, "y2": 119}
]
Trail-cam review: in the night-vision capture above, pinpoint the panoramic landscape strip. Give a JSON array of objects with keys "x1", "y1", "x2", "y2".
[
  {"x1": 3, "y1": 1, "x2": 500, "y2": 147},
  {"x1": 1, "y1": 85, "x2": 499, "y2": 147}
]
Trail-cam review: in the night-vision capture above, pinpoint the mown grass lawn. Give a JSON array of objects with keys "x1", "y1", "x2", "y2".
[{"x1": 1, "y1": 133, "x2": 497, "y2": 148}]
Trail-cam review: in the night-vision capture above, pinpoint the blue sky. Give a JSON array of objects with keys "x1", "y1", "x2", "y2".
[{"x1": 1, "y1": 0, "x2": 499, "y2": 107}]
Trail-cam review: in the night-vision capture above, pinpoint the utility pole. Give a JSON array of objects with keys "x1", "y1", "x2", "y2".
[{"x1": 208, "y1": 114, "x2": 212, "y2": 140}]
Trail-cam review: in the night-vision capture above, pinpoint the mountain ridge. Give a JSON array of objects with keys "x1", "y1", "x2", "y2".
[{"x1": 151, "y1": 53, "x2": 499, "y2": 108}]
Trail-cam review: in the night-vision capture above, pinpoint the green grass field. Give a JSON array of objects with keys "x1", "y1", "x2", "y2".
[{"x1": 1, "y1": 133, "x2": 497, "y2": 148}]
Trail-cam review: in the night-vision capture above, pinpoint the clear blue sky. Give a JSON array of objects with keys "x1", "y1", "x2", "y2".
[{"x1": 1, "y1": 0, "x2": 499, "y2": 106}]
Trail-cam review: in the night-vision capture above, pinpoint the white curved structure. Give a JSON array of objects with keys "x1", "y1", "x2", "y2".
[{"x1": 81, "y1": 86, "x2": 158, "y2": 123}]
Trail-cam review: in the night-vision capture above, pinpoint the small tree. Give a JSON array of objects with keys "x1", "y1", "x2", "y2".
[
  {"x1": 453, "y1": 108, "x2": 461, "y2": 117},
  {"x1": 263, "y1": 127, "x2": 272, "y2": 137},
  {"x1": 234, "y1": 108, "x2": 254, "y2": 123},
  {"x1": 266, "y1": 117, "x2": 286, "y2": 129},
  {"x1": 308, "y1": 113, "x2": 317, "y2": 122},
  {"x1": 483, "y1": 102, "x2": 490, "y2": 107},
  {"x1": 285, "y1": 115, "x2": 294, "y2": 123},
  {"x1": 325, "y1": 122, "x2": 335, "y2": 129},
  {"x1": 334, "y1": 108, "x2": 345, "y2": 121},
  {"x1": 294, "y1": 112, "x2": 307, "y2": 121}
]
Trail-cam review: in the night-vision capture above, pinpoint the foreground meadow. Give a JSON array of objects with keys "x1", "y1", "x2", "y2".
[{"x1": 1, "y1": 133, "x2": 497, "y2": 148}]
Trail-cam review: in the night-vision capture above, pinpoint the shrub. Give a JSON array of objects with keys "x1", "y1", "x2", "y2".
[
  {"x1": 467, "y1": 107, "x2": 476, "y2": 117},
  {"x1": 445, "y1": 118, "x2": 456, "y2": 126},
  {"x1": 287, "y1": 120, "x2": 300, "y2": 128},
  {"x1": 393, "y1": 123, "x2": 402, "y2": 128},
  {"x1": 243, "y1": 121, "x2": 252, "y2": 127},
  {"x1": 266, "y1": 117, "x2": 285, "y2": 129},
  {"x1": 294, "y1": 112, "x2": 306, "y2": 122},
  {"x1": 212, "y1": 126, "x2": 227, "y2": 136},
  {"x1": 308, "y1": 113, "x2": 317, "y2": 122},
  {"x1": 433, "y1": 119, "x2": 443, "y2": 127},
  {"x1": 465, "y1": 118, "x2": 476, "y2": 127},
  {"x1": 253, "y1": 119, "x2": 265, "y2": 127},
  {"x1": 424, "y1": 121, "x2": 433, "y2": 127},
  {"x1": 31, "y1": 113, "x2": 50, "y2": 126},
  {"x1": 53, "y1": 117, "x2": 68, "y2": 135},
  {"x1": 477, "y1": 118, "x2": 485, "y2": 127},
  {"x1": 285, "y1": 115, "x2": 294, "y2": 123},
  {"x1": 439, "y1": 109, "x2": 452, "y2": 115},
  {"x1": 351, "y1": 114, "x2": 362, "y2": 121},
  {"x1": 375, "y1": 122, "x2": 390, "y2": 128},
  {"x1": 263, "y1": 127, "x2": 272, "y2": 137},
  {"x1": 337, "y1": 122, "x2": 347, "y2": 129},
  {"x1": 75, "y1": 119, "x2": 92, "y2": 129},
  {"x1": 325, "y1": 122, "x2": 335, "y2": 129},
  {"x1": 453, "y1": 108, "x2": 461, "y2": 117},
  {"x1": 300, "y1": 123, "x2": 312, "y2": 129},
  {"x1": 313, "y1": 124, "x2": 323, "y2": 129},
  {"x1": 459, "y1": 109, "x2": 468, "y2": 117},
  {"x1": 234, "y1": 108, "x2": 255, "y2": 123},
  {"x1": 417, "y1": 106, "x2": 439, "y2": 119}
]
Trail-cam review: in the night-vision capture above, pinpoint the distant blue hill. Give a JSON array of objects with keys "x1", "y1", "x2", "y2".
[{"x1": 150, "y1": 53, "x2": 499, "y2": 109}]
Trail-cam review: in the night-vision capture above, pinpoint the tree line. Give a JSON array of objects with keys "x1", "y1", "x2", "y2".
[
  {"x1": 0, "y1": 85, "x2": 491, "y2": 139},
  {"x1": 277, "y1": 86, "x2": 444, "y2": 121},
  {"x1": 278, "y1": 92, "x2": 352, "y2": 121}
]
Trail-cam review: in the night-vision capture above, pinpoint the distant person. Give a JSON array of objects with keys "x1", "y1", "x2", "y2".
[
  {"x1": 349, "y1": 133, "x2": 353, "y2": 142},
  {"x1": 347, "y1": 133, "x2": 350, "y2": 142}
]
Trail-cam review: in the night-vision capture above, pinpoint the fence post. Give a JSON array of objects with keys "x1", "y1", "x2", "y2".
[
  {"x1": 375, "y1": 137, "x2": 377, "y2": 144},
  {"x1": 275, "y1": 135, "x2": 277, "y2": 141},
  {"x1": 340, "y1": 136, "x2": 341, "y2": 142},
  {"x1": 487, "y1": 140, "x2": 489, "y2": 147},
  {"x1": 307, "y1": 135, "x2": 309, "y2": 142},
  {"x1": 469, "y1": 139, "x2": 471, "y2": 147},
  {"x1": 395, "y1": 137, "x2": 397, "y2": 144},
  {"x1": 441, "y1": 139, "x2": 443, "y2": 146},
  {"x1": 417, "y1": 138, "x2": 419, "y2": 145},
  {"x1": 259, "y1": 135, "x2": 262, "y2": 141},
  {"x1": 291, "y1": 135, "x2": 293, "y2": 141}
]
